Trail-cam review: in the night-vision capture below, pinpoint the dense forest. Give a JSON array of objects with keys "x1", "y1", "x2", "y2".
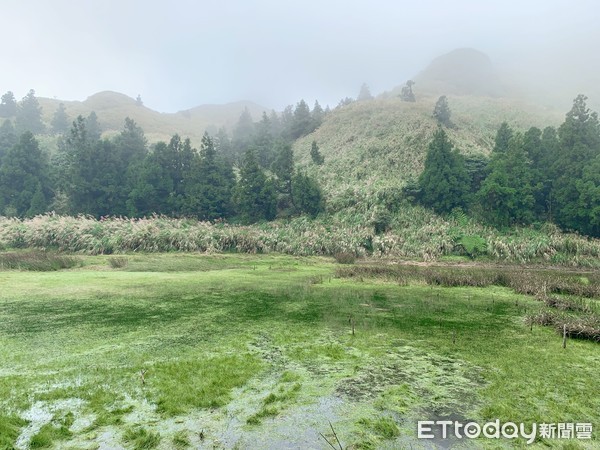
[
  {"x1": 0, "y1": 90, "x2": 326, "y2": 223},
  {"x1": 412, "y1": 94, "x2": 600, "y2": 236},
  {"x1": 1, "y1": 89, "x2": 600, "y2": 238}
]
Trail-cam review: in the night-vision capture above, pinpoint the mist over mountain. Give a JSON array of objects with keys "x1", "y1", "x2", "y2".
[{"x1": 410, "y1": 48, "x2": 507, "y2": 98}]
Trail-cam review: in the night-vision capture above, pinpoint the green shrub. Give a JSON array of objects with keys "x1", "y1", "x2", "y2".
[
  {"x1": 108, "y1": 256, "x2": 129, "y2": 268},
  {"x1": 334, "y1": 252, "x2": 356, "y2": 264}
]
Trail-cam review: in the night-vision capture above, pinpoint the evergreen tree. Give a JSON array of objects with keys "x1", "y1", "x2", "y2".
[
  {"x1": 290, "y1": 99, "x2": 313, "y2": 140},
  {"x1": 493, "y1": 122, "x2": 513, "y2": 154},
  {"x1": 60, "y1": 116, "x2": 124, "y2": 216},
  {"x1": 357, "y1": 83, "x2": 373, "y2": 101},
  {"x1": 400, "y1": 80, "x2": 416, "y2": 102},
  {"x1": 552, "y1": 95, "x2": 600, "y2": 232},
  {"x1": 127, "y1": 142, "x2": 175, "y2": 216},
  {"x1": 232, "y1": 107, "x2": 255, "y2": 155},
  {"x1": 215, "y1": 127, "x2": 234, "y2": 162},
  {"x1": 0, "y1": 91, "x2": 17, "y2": 117},
  {"x1": 114, "y1": 117, "x2": 147, "y2": 165},
  {"x1": 0, "y1": 132, "x2": 52, "y2": 216},
  {"x1": 269, "y1": 110, "x2": 282, "y2": 138},
  {"x1": 0, "y1": 120, "x2": 17, "y2": 161},
  {"x1": 433, "y1": 95, "x2": 452, "y2": 127},
  {"x1": 280, "y1": 105, "x2": 294, "y2": 141},
  {"x1": 522, "y1": 126, "x2": 549, "y2": 219},
  {"x1": 310, "y1": 140, "x2": 324, "y2": 165},
  {"x1": 86, "y1": 111, "x2": 102, "y2": 141},
  {"x1": 15, "y1": 90, "x2": 44, "y2": 134},
  {"x1": 234, "y1": 149, "x2": 276, "y2": 223},
  {"x1": 311, "y1": 100, "x2": 325, "y2": 130},
  {"x1": 575, "y1": 154, "x2": 600, "y2": 236},
  {"x1": 252, "y1": 112, "x2": 275, "y2": 167},
  {"x1": 184, "y1": 132, "x2": 235, "y2": 220},
  {"x1": 417, "y1": 128, "x2": 470, "y2": 214},
  {"x1": 271, "y1": 142, "x2": 295, "y2": 212},
  {"x1": 464, "y1": 153, "x2": 489, "y2": 194},
  {"x1": 51, "y1": 103, "x2": 70, "y2": 135},
  {"x1": 292, "y1": 172, "x2": 324, "y2": 217},
  {"x1": 478, "y1": 133, "x2": 534, "y2": 227}
]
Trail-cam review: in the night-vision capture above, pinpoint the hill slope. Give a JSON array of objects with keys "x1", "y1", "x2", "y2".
[
  {"x1": 37, "y1": 91, "x2": 269, "y2": 145},
  {"x1": 294, "y1": 95, "x2": 562, "y2": 210}
]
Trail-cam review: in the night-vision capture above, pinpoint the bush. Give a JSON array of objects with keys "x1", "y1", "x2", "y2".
[
  {"x1": 108, "y1": 256, "x2": 129, "y2": 268},
  {"x1": 334, "y1": 252, "x2": 356, "y2": 264},
  {"x1": 0, "y1": 251, "x2": 80, "y2": 271}
]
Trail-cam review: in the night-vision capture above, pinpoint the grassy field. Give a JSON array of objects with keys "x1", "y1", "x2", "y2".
[{"x1": 0, "y1": 252, "x2": 598, "y2": 449}]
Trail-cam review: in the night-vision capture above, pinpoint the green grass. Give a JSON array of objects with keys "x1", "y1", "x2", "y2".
[
  {"x1": 0, "y1": 253, "x2": 598, "y2": 448},
  {"x1": 29, "y1": 413, "x2": 74, "y2": 448},
  {"x1": 0, "y1": 414, "x2": 28, "y2": 449},
  {"x1": 122, "y1": 426, "x2": 160, "y2": 449}
]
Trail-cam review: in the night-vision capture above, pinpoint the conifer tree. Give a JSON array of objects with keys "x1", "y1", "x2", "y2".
[
  {"x1": 478, "y1": 133, "x2": 534, "y2": 227},
  {"x1": 418, "y1": 128, "x2": 470, "y2": 214},
  {"x1": 0, "y1": 132, "x2": 52, "y2": 216},
  {"x1": 234, "y1": 149, "x2": 276, "y2": 223},
  {"x1": 15, "y1": 90, "x2": 44, "y2": 135},
  {"x1": 0, "y1": 91, "x2": 18, "y2": 117},
  {"x1": 51, "y1": 103, "x2": 70, "y2": 135},
  {"x1": 433, "y1": 95, "x2": 452, "y2": 127},
  {"x1": 552, "y1": 95, "x2": 600, "y2": 231}
]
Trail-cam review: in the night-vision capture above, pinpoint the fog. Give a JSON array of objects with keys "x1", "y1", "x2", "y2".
[{"x1": 1, "y1": 0, "x2": 598, "y2": 112}]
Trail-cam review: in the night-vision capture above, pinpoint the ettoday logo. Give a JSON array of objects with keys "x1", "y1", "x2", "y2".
[{"x1": 417, "y1": 420, "x2": 593, "y2": 444}]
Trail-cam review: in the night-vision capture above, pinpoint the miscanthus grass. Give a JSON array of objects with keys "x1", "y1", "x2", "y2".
[{"x1": 1, "y1": 212, "x2": 599, "y2": 265}]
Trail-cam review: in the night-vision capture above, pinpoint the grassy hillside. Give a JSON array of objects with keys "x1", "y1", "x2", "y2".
[
  {"x1": 37, "y1": 91, "x2": 269, "y2": 146},
  {"x1": 294, "y1": 95, "x2": 562, "y2": 209}
]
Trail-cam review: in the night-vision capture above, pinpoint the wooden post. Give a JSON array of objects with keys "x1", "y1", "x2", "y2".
[
  {"x1": 452, "y1": 330, "x2": 456, "y2": 345},
  {"x1": 563, "y1": 324, "x2": 567, "y2": 349},
  {"x1": 140, "y1": 369, "x2": 147, "y2": 385}
]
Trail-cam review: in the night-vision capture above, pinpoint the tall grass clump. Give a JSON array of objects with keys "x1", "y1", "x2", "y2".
[
  {"x1": 2, "y1": 213, "x2": 600, "y2": 265},
  {"x1": 0, "y1": 250, "x2": 80, "y2": 271},
  {"x1": 122, "y1": 426, "x2": 160, "y2": 450}
]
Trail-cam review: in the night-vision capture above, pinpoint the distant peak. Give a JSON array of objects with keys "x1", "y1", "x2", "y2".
[
  {"x1": 83, "y1": 91, "x2": 137, "y2": 109},
  {"x1": 413, "y1": 48, "x2": 506, "y2": 97}
]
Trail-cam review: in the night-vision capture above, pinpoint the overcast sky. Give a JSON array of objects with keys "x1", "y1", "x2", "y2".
[{"x1": 1, "y1": 0, "x2": 598, "y2": 112}]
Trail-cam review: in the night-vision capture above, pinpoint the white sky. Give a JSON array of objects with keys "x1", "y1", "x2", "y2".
[{"x1": 1, "y1": 0, "x2": 598, "y2": 112}]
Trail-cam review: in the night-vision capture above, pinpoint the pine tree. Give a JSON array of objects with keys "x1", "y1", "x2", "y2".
[
  {"x1": 493, "y1": 122, "x2": 513, "y2": 154},
  {"x1": 478, "y1": 133, "x2": 534, "y2": 227},
  {"x1": 290, "y1": 100, "x2": 313, "y2": 140},
  {"x1": 127, "y1": 143, "x2": 174, "y2": 216},
  {"x1": 234, "y1": 149, "x2": 276, "y2": 223},
  {"x1": 0, "y1": 91, "x2": 17, "y2": 118},
  {"x1": 310, "y1": 140, "x2": 324, "y2": 165},
  {"x1": 400, "y1": 80, "x2": 416, "y2": 102},
  {"x1": 312, "y1": 100, "x2": 325, "y2": 130},
  {"x1": 292, "y1": 172, "x2": 324, "y2": 217},
  {"x1": 252, "y1": 112, "x2": 274, "y2": 167},
  {"x1": 51, "y1": 103, "x2": 70, "y2": 135},
  {"x1": 0, "y1": 132, "x2": 52, "y2": 216},
  {"x1": 357, "y1": 83, "x2": 373, "y2": 101},
  {"x1": 0, "y1": 120, "x2": 17, "y2": 161},
  {"x1": 552, "y1": 95, "x2": 600, "y2": 232},
  {"x1": 271, "y1": 142, "x2": 295, "y2": 214},
  {"x1": 417, "y1": 128, "x2": 470, "y2": 214},
  {"x1": 15, "y1": 90, "x2": 44, "y2": 134},
  {"x1": 184, "y1": 132, "x2": 234, "y2": 220},
  {"x1": 433, "y1": 95, "x2": 452, "y2": 127},
  {"x1": 232, "y1": 107, "x2": 255, "y2": 156},
  {"x1": 86, "y1": 111, "x2": 102, "y2": 141}
]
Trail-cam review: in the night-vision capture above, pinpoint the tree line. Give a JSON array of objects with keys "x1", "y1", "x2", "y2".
[
  {"x1": 0, "y1": 97, "x2": 326, "y2": 222},
  {"x1": 413, "y1": 95, "x2": 600, "y2": 237}
]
